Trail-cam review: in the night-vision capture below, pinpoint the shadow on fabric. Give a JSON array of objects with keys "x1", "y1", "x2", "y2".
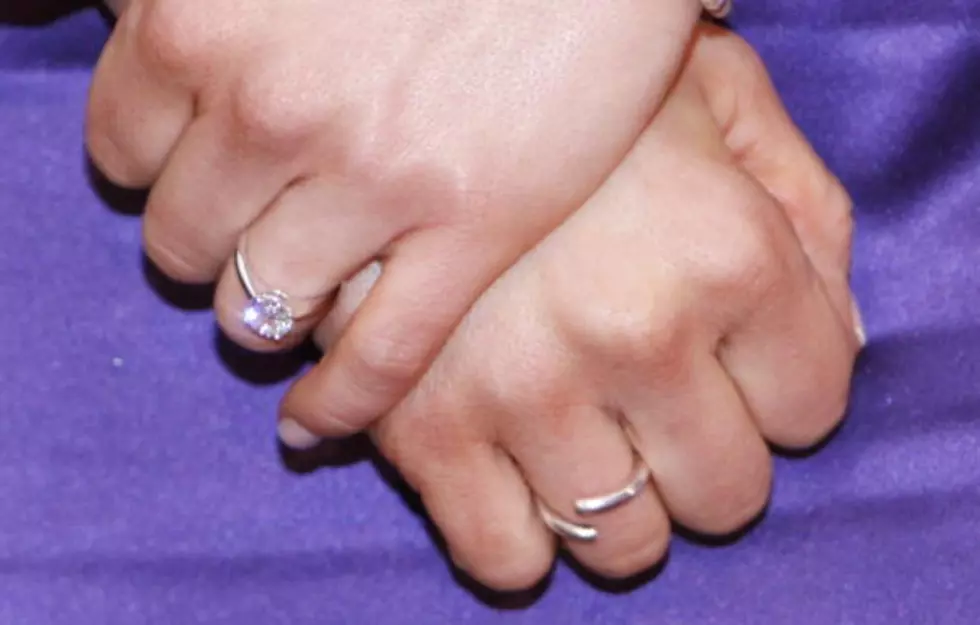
[
  {"x1": 0, "y1": 0, "x2": 98, "y2": 25},
  {"x1": 278, "y1": 434, "x2": 555, "y2": 608},
  {"x1": 87, "y1": 158, "x2": 148, "y2": 217},
  {"x1": 854, "y1": 50, "x2": 980, "y2": 217}
]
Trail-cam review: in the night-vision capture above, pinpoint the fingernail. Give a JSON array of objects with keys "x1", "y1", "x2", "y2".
[
  {"x1": 851, "y1": 298, "x2": 866, "y2": 348},
  {"x1": 277, "y1": 418, "x2": 322, "y2": 450}
]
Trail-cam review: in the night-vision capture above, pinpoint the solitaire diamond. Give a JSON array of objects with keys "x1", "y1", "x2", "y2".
[{"x1": 242, "y1": 291, "x2": 294, "y2": 341}]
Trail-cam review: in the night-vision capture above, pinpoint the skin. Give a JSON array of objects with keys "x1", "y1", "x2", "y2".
[
  {"x1": 88, "y1": 0, "x2": 702, "y2": 437},
  {"x1": 90, "y1": 2, "x2": 859, "y2": 588},
  {"x1": 284, "y1": 26, "x2": 862, "y2": 589}
]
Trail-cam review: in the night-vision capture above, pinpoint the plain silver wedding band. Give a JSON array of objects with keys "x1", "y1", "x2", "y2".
[{"x1": 538, "y1": 456, "x2": 652, "y2": 542}]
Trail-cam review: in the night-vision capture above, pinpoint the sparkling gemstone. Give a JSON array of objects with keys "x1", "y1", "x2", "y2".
[{"x1": 242, "y1": 292, "x2": 294, "y2": 341}]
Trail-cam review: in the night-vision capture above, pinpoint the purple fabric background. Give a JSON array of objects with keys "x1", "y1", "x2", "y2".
[{"x1": 2, "y1": 2, "x2": 979, "y2": 623}]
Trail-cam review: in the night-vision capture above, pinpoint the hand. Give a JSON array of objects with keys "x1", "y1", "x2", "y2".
[
  {"x1": 87, "y1": 0, "x2": 701, "y2": 435},
  {"x1": 285, "y1": 25, "x2": 862, "y2": 589}
]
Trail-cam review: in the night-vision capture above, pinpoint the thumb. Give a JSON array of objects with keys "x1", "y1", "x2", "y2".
[
  {"x1": 276, "y1": 262, "x2": 382, "y2": 449},
  {"x1": 312, "y1": 261, "x2": 384, "y2": 354},
  {"x1": 694, "y1": 25, "x2": 864, "y2": 346}
]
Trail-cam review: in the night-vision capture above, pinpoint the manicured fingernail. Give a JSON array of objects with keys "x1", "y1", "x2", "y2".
[
  {"x1": 851, "y1": 298, "x2": 866, "y2": 348},
  {"x1": 277, "y1": 418, "x2": 322, "y2": 450}
]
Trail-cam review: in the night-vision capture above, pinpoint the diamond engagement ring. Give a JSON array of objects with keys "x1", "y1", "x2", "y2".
[
  {"x1": 538, "y1": 456, "x2": 652, "y2": 542},
  {"x1": 234, "y1": 249, "x2": 297, "y2": 342}
]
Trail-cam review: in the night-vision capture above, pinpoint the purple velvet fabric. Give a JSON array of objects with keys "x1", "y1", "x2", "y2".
[{"x1": 2, "y1": 2, "x2": 979, "y2": 623}]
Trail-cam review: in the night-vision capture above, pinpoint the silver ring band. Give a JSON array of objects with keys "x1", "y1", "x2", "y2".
[
  {"x1": 539, "y1": 503, "x2": 599, "y2": 542},
  {"x1": 538, "y1": 456, "x2": 652, "y2": 542},
  {"x1": 574, "y1": 462, "x2": 652, "y2": 515}
]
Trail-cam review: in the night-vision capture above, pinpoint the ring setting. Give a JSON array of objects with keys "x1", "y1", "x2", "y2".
[
  {"x1": 242, "y1": 289, "x2": 295, "y2": 341},
  {"x1": 235, "y1": 249, "x2": 296, "y2": 342}
]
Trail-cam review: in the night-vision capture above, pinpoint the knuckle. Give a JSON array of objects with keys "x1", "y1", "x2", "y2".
[
  {"x1": 717, "y1": 234, "x2": 781, "y2": 299},
  {"x1": 442, "y1": 305, "x2": 575, "y2": 421},
  {"x1": 550, "y1": 276, "x2": 692, "y2": 377},
  {"x1": 719, "y1": 34, "x2": 770, "y2": 93},
  {"x1": 693, "y1": 198, "x2": 786, "y2": 304},
  {"x1": 230, "y1": 68, "x2": 324, "y2": 152},
  {"x1": 346, "y1": 330, "x2": 429, "y2": 398},
  {"x1": 610, "y1": 306, "x2": 691, "y2": 374},
  {"x1": 493, "y1": 353, "x2": 570, "y2": 417},
  {"x1": 135, "y1": 0, "x2": 217, "y2": 75},
  {"x1": 538, "y1": 246, "x2": 698, "y2": 377}
]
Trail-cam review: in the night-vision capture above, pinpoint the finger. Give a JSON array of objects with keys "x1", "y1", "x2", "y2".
[
  {"x1": 677, "y1": 30, "x2": 860, "y2": 447},
  {"x1": 694, "y1": 26, "x2": 859, "y2": 337},
  {"x1": 86, "y1": 6, "x2": 193, "y2": 188},
  {"x1": 141, "y1": 116, "x2": 296, "y2": 283},
  {"x1": 403, "y1": 444, "x2": 555, "y2": 591},
  {"x1": 283, "y1": 232, "x2": 505, "y2": 437},
  {"x1": 273, "y1": 262, "x2": 382, "y2": 450},
  {"x1": 312, "y1": 261, "x2": 383, "y2": 353},
  {"x1": 501, "y1": 402, "x2": 670, "y2": 580},
  {"x1": 417, "y1": 446, "x2": 555, "y2": 591},
  {"x1": 529, "y1": 121, "x2": 772, "y2": 536},
  {"x1": 719, "y1": 235, "x2": 857, "y2": 449},
  {"x1": 213, "y1": 179, "x2": 400, "y2": 352},
  {"x1": 347, "y1": 388, "x2": 554, "y2": 591},
  {"x1": 298, "y1": 264, "x2": 555, "y2": 591},
  {"x1": 621, "y1": 355, "x2": 771, "y2": 535}
]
